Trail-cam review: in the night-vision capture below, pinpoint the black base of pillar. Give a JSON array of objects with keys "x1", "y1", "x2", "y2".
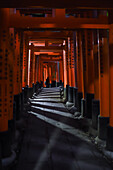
[
  {"x1": 66, "y1": 85, "x2": 69, "y2": 101},
  {"x1": 106, "y1": 125, "x2": 113, "y2": 151},
  {"x1": 35, "y1": 84, "x2": 37, "y2": 92},
  {"x1": 0, "y1": 159, "x2": 2, "y2": 170},
  {"x1": 49, "y1": 84, "x2": 52, "y2": 88},
  {"x1": 57, "y1": 82, "x2": 60, "y2": 87},
  {"x1": 14, "y1": 94, "x2": 21, "y2": 120},
  {"x1": 20, "y1": 92, "x2": 24, "y2": 113},
  {"x1": 8, "y1": 119, "x2": 15, "y2": 144},
  {"x1": 81, "y1": 98, "x2": 86, "y2": 117},
  {"x1": 0, "y1": 131, "x2": 11, "y2": 158},
  {"x1": 23, "y1": 86, "x2": 29, "y2": 103},
  {"x1": 32, "y1": 83, "x2": 35, "y2": 94},
  {"x1": 34, "y1": 82, "x2": 38, "y2": 93},
  {"x1": 92, "y1": 100, "x2": 100, "y2": 129},
  {"x1": 68, "y1": 87, "x2": 74, "y2": 103},
  {"x1": 85, "y1": 93, "x2": 94, "y2": 118},
  {"x1": 28, "y1": 87, "x2": 33, "y2": 98},
  {"x1": 76, "y1": 92, "x2": 83, "y2": 112},
  {"x1": 73, "y1": 87, "x2": 78, "y2": 107},
  {"x1": 98, "y1": 116, "x2": 109, "y2": 140},
  {"x1": 51, "y1": 81, "x2": 56, "y2": 87},
  {"x1": 0, "y1": 143, "x2": 2, "y2": 169}
]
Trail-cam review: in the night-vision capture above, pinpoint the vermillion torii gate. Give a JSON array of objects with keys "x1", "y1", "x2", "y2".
[
  {"x1": 1, "y1": 8, "x2": 113, "y2": 164},
  {"x1": 37, "y1": 54, "x2": 63, "y2": 87}
]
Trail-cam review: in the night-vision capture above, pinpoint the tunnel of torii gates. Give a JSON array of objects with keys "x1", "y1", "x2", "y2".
[{"x1": 1, "y1": 7, "x2": 113, "y2": 159}]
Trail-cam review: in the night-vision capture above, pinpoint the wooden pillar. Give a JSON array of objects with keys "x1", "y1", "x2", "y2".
[
  {"x1": 22, "y1": 34, "x2": 29, "y2": 87},
  {"x1": 40, "y1": 62, "x2": 43, "y2": 83},
  {"x1": 68, "y1": 37, "x2": 72, "y2": 86},
  {"x1": 29, "y1": 43, "x2": 34, "y2": 87},
  {"x1": 38, "y1": 56, "x2": 41, "y2": 83},
  {"x1": 20, "y1": 31, "x2": 23, "y2": 92},
  {"x1": 85, "y1": 29, "x2": 95, "y2": 118},
  {"x1": 76, "y1": 30, "x2": 84, "y2": 112},
  {"x1": 98, "y1": 29, "x2": 109, "y2": 140},
  {"x1": 63, "y1": 49, "x2": 67, "y2": 88},
  {"x1": 43, "y1": 66, "x2": 46, "y2": 87},
  {"x1": 14, "y1": 31, "x2": 21, "y2": 95},
  {"x1": 81, "y1": 30, "x2": 87, "y2": 99},
  {"x1": 0, "y1": 8, "x2": 12, "y2": 158},
  {"x1": 106, "y1": 24, "x2": 113, "y2": 150},
  {"x1": 93, "y1": 30, "x2": 99, "y2": 100},
  {"x1": 65, "y1": 39, "x2": 69, "y2": 85},
  {"x1": 0, "y1": 8, "x2": 9, "y2": 132},
  {"x1": 99, "y1": 30, "x2": 109, "y2": 118},
  {"x1": 33, "y1": 53, "x2": 36, "y2": 85},
  {"x1": 59, "y1": 60, "x2": 63, "y2": 83},
  {"x1": 86, "y1": 30, "x2": 94, "y2": 94},
  {"x1": 8, "y1": 28, "x2": 15, "y2": 122},
  {"x1": 70, "y1": 38, "x2": 75, "y2": 87},
  {"x1": 52, "y1": 62, "x2": 56, "y2": 81},
  {"x1": 55, "y1": 62, "x2": 59, "y2": 82},
  {"x1": 13, "y1": 30, "x2": 22, "y2": 120},
  {"x1": 91, "y1": 29, "x2": 100, "y2": 129},
  {"x1": 34, "y1": 55, "x2": 38, "y2": 84},
  {"x1": 49, "y1": 65, "x2": 52, "y2": 84},
  {"x1": 73, "y1": 32, "x2": 77, "y2": 88},
  {"x1": 76, "y1": 30, "x2": 84, "y2": 94}
]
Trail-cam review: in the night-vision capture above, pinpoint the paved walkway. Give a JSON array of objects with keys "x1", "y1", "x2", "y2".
[{"x1": 15, "y1": 87, "x2": 113, "y2": 170}]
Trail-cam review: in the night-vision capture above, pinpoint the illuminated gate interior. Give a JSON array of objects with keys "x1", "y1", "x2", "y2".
[{"x1": 1, "y1": 4, "x2": 113, "y2": 170}]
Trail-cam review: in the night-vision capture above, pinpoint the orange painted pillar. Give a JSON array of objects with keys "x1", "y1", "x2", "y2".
[
  {"x1": 81, "y1": 30, "x2": 87, "y2": 99},
  {"x1": 59, "y1": 60, "x2": 63, "y2": 83},
  {"x1": 29, "y1": 43, "x2": 34, "y2": 88},
  {"x1": 49, "y1": 65, "x2": 52, "y2": 85},
  {"x1": 93, "y1": 30, "x2": 99, "y2": 100},
  {"x1": 76, "y1": 31, "x2": 84, "y2": 94},
  {"x1": 0, "y1": 8, "x2": 12, "y2": 157},
  {"x1": 36, "y1": 56, "x2": 39, "y2": 82},
  {"x1": 52, "y1": 63, "x2": 56, "y2": 81},
  {"x1": 40, "y1": 62, "x2": 43, "y2": 83},
  {"x1": 98, "y1": 30, "x2": 109, "y2": 140},
  {"x1": 76, "y1": 30, "x2": 84, "y2": 112},
  {"x1": 22, "y1": 34, "x2": 29, "y2": 87},
  {"x1": 34, "y1": 55, "x2": 38, "y2": 84},
  {"x1": 38, "y1": 56, "x2": 41, "y2": 83},
  {"x1": 14, "y1": 30, "x2": 22, "y2": 120},
  {"x1": 8, "y1": 28, "x2": 15, "y2": 122},
  {"x1": 47, "y1": 64, "x2": 49, "y2": 79},
  {"x1": 42, "y1": 66, "x2": 45, "y2": 87},
  {"x1": 62, "y1": 60, "x2": 64, "y2": 84},
  {"x1": 106, "y1": 24, "x2": 113, "y2": 150},
  {"x1": 56, "y1": 62, "x2": 59, "y2": 83},
  {"x1": 14, "y1": 31, "x2": 21, "y2": 95},
  {"x1": 65, "y1": 39, "x2": 69, "y2": 85},
  {"x1": 91, "y1": 29, "x2": 100, "y2": 129},
  {"x1": 70, "y1": 38, "x2": 75, "y2": 87},
  {"x1": 20, "y1": 31, "x2": 23, "y2": 93},
  {"x1": 63, "y1": 49, "x2": 67, "y2": 88},
  {"x1": 68, "y1": 37, "x2": 72, "y2": 86},
  {"x1": 0, "y1": 9, "x2": 9, "y2": 132},
  {"x1": 85, "y1": 29, "x2": 95, "y2": 118},
  {"x1": 46, "y1": 65, "x2": 48, "y2": 80},
  {"x1": 43, "y1": 66, "x2": 46, "y2": 87},
  {"x1": 33, "y1": 54, "x2": 36, "y2": 85},
  {"x1": 73, "y1": 32, "x2": 77, "y2": 88}
]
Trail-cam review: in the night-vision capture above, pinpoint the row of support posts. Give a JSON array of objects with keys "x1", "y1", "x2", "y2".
[
  {"x1": 37, "y1": 56, "x2": 64, "y2": 88},
  {"x1": 65, "y1": 26, "x2": 113, "y2": 151},
  {"x1": 0, "y1": 8, "x2": 42, "y2": 168},
  {"x1": 1, "y1": 8, "x2": 113, "y2": 167}
]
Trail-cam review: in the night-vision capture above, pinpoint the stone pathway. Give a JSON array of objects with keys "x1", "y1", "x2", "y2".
[{"x1": 15, "y1": 87, "x2": 113, "y2": 170}]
